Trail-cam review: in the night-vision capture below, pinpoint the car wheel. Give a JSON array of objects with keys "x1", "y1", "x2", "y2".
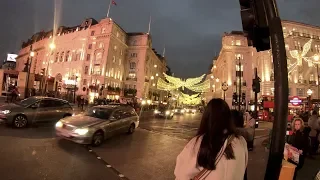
[
  {"x1": 128, "y1": 123, "x2": 135, "y2": 134},
  {"x1": 13, "y1": 115, "x2": 28, "y2": 128},
  {"x1": 92, "y1": 131, "x2": 104, "y2": 147}
]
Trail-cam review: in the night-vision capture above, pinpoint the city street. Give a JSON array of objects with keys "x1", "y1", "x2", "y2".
[{"x1": 0, "y1": 111, "x2": 275, "y2": 180}]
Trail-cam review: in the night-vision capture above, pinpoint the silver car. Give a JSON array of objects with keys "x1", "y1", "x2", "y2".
[
  {"x1": 0, "y1": 96, "x2": 73, "y2": 128},
  {"x1": 55, "y1": 105, "x2": 139, "y2": 146}
]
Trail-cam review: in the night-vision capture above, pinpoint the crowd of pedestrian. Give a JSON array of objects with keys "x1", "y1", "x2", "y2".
[{"x1": 174, "y1": 98, "x2": 320, "y2": 180}]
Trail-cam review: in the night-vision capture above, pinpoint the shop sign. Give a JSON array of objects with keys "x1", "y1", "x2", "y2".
[{"x1": 290, "y1": 97, "x2": 302, "y2": 106}]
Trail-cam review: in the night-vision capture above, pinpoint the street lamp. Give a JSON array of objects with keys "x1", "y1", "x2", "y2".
[
  {"x1": 221, "y1": 82, "x2": 229, "y2": 101},
  {"x1": 25, "y1": 47, "x2": 35, "y2": 98},
  {"x1": 43, "y1": 42, "x2": 56, "y2": 95},
  {"x1": 307, "y1": 89, "x2": 313, "y2": 111},
  {"x1": 216, "y1": 78, "x2": 220, "y2": 82},
  {"x1": 211, "y1": 75, "x2": 214, "y2": 79},
  {"x1": 314, "y1": 55, "x2": 320, "y2": 106}
]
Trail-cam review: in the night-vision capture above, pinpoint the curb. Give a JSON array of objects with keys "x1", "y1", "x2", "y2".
[{"x1": 85, "y1": 146, "x2": 130, "y2": 180}]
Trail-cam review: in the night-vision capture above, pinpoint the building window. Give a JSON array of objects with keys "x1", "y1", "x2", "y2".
[
  {"x1": 114, "y1": 45, "x2": 117, "y2": 50},
  {"x1": 129, "y1": 73, "x2": 136, "y2": 78},
  {"x1": 119, "y1": 58, "x2": 121, "y2": 65},
  {"x1": 101, "y1": 27, "x2": 106, "y2": 34},
  {"x1": 112, "y1": 56, "x2": 116, "y2": 63},
  {"x1": 60, "y1": 52, "x2": 65, "y2": 62},
  {"x1": 55, "y1": 52, "x2": 59, "y2": 62},
  {"x1": 111, "y1": 68, "x2": 114, "y2": 77},
  {"x1": 91, "y1": 31, "x2": 95, "y2": 36},
  {"x1": 83, "y1": 79, "x2": 87, "y2": 85},
  {"x1": 310, "y1": 74, "x2": 315, "y2": 81},
  {"x1": 116, "y1": 32, "x2": 119, "y2": 37},
  {"x1": 75, "y1": 52, "x2": 80, "y2": 61},
  {"x1": 235, "y1": 54, "x2": 243, "y2": 59},
  {"x1": 132, "y1": 40, "x2": 137, "y2": 46},
  {"x1": 98, "y1": 42, "x2": 104, "y2": 49},
  {"x1": 236, "y1": 40, "x2": 241, "y2": 46},
  {"x1": 236, "y1": 64, "x2": 243, "y2": 71},
  {"x1": 130, "y1": 62, "x2": 136, "y2": 69},
  {"x1": 88, "y1": 44, "x2": 92, "y2": 49},
  {"x1": 94, "y1": 66, "x2": 101, "y2": 75},
  {"x1": 86, "y1": 54, "x2": 91, "y2": 61},
  {"x1": 297, "y1": 88, "x2": 304, "y2": 97},
  {"x1": 120, "y1": 49, "x2": 123, "y2": 55},
  {"x1": 65, "y1": 51, "x2": 70, "y2": 62},
  {"x1": 231, "y1": 40, "x2": 234, "y2": 46},
  {"x1": 131, "y1": 53, "x2": 137, "y2": 57},
  {"x1": 95, "y1": 52, "x2": 102, "y2": 64},
  {"x1": 298, "y1": 74, "x2": 303, "y2": 83},
  {"x1": 85, "y1": 66, "x2": 89, "y2": 74}
]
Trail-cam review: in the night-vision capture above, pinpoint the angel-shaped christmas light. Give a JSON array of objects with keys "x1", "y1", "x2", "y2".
[{"x1": 289, "y1": 39, "x2": 312, "y2": 66}]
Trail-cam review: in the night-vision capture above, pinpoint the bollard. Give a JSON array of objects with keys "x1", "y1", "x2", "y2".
[{"x1": 279, "y1": 160, "x2": 296, "y2": 180}]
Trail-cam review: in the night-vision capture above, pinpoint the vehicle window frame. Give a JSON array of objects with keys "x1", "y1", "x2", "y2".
[{"x1": 111, "y1": 109, "x2": 123, "y2": 120}]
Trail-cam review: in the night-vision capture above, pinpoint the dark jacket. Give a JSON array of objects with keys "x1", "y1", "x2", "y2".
[
  {"x1": 288, "y1": 130, "x2": 308, "y2": 169},
  {"x1": 288, "y1": 130, "x2": 309, "y2": 154}
]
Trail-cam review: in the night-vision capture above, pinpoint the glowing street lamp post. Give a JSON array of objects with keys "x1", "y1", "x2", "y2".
[
  {"x1": 25, "y1": 46, "x2": 35, "y2": 98},
  {"x1": 43, "y1": 43, "x2": 56, "y2": 95}
]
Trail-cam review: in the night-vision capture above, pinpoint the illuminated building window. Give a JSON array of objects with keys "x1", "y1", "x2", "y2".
[
  {"x1": 101, "y1": 27, "x2": 106, "y2": 34},
  {"x1": 94, "y1": 66, "x2": 101, "y2": 75},
  {"x1": 235, "y1": 54, "x2": 243, "y2": 59},
  {"x1": 231, "y1": 40, "x2": 234, "y2": 46},
  {"x1": 285, "y1": 44, "x2": 289, "y2": 50},
  {"x1": 111, "y1": 68, "x2": 114, "y2": 77},
  {"x1": 112, "y1": 56, "x2": 116, "y2": 63},
  {"x1": 120, "y1": 49, "x2": 123, "y2": 55},
  {"x1": 95, "y1": 52, "x2": 102, "y2": 64},
  {"x1": 119, "y1": 59, "x2": 121, "y2": 65},
  {"x1": 116, "y1": 32, "x2": 119, "y2": 37},
  {"x1": 236, "y1": 65, "x2": 243, "y2": 71},
  {"x1": 98, "y1": 42, "x2": 104, "y2": 48},
  {"x1": 236, "y1": 40, "x2": 241, "y2": 46},
  {"x1": 310, "y1": 74, "x2": 315, "y2": 82},
  {"x1": 129, "y1": 73, "x2": 136, "y2": 78},
  {"x1": 131, "y1": 53, "x2": 137, "y2": 57},
  {"x1": 114, "y1": 45, "x2": 117, "y2": 50}
]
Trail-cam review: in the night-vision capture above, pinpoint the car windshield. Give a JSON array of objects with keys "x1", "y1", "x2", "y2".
[
  {"x1": 84, "y1": 107, "x2": 113, "y2": 120},
  {"x1": 17, "y1": 97, "x2": 39, "y2": 107}
]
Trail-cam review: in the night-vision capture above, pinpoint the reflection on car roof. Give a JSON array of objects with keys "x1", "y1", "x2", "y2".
[
  {"x1": 31, "y1": 96, "x2": 70, "y2": 103},
  {"x1": 93, "y1": 105, "x2": 132, "y2": 109}
]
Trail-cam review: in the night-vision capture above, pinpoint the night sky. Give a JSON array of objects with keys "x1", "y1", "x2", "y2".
[{"x1": 0, "y1": 0, "x2": 319, "y2": 78}]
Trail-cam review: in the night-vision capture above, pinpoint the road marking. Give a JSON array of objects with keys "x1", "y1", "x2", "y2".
[{"x1": 85, "y1": 146, "x2": 129, "y2": 180}]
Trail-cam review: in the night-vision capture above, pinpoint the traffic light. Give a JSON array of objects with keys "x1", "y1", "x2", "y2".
[
  {"x1": 252, "y1": 78, "x2": 261, "y2": 93},
  {"x1": 40, "y1": 68, "x2": 46, "y2": 75},
  {"x1": 239, "y1": 0, "x2": 270, "y2": 51},
  {"x1": 242, "y1": 93, "x2": 246, "y2": 102},
  {"x1": 232, "y1": 93, "x2": 238, "y2": 102}
]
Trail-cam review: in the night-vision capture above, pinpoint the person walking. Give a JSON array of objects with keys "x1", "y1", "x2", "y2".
[
  {"x1": 174, "y1": 99, "x2": 248, "y2": 180},
  {"x1": 308, "y1": 110, "x2": 320, "y2": 155},
  {"x1": 10, "y1": 87, "x2": 19, "y2": 103},
  {"x1": 231, "y1": 110, "x2": 253, "y2": 180},
  {"x1": 244, "y1": 111, "x2": 255, "y2": 150},
  {"x1": 287, "y1": 118, "x2": 309, "y2": 180}
]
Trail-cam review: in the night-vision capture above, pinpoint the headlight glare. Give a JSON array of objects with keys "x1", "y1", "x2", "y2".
[
  {"x1": 55, "y1": 121, "x2": 63, "y2": 128},
  {"x1": 165, "y1": 111, "x2": 170, "y2": 115},
  {"x1": 74, "y1": 128, "x2": 89, "y2": 135},
  {"x1": 2, "y1": 110, "x2": 11, "y2": 114}
]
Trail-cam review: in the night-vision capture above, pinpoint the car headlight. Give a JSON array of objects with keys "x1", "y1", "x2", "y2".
[
  {"x1": 181, "y1": 110, "x2": 185, "y2": 113},
  {"x1": 192, "y1": 109, "x2": 196, "y2": 112},
  {"x1": 154, "y1": 110, "x2": 159, "y2": 114},
  {"x1": 74, "y1": 128, "x2": 89, "y2": 135},
  {"x1": 165, "y1": 111, "x2": 170, "y2": 115},
  {"x1": 175, "y1": 109, "x2": 178, "y2": 112},
  {"x1": 256, "y1": 121, "x2": 259, "y2": 124},
  {"x1": 2, "y1": 110, "x2": 11, "y2": 114},
  {"x1": 55, "y1": 121, "x2": 63, "y2": 128}
]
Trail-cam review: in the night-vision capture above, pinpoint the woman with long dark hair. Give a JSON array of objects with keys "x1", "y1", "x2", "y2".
[{"x1": 174, "y1": 99, "x2": 248, "y2": 180}]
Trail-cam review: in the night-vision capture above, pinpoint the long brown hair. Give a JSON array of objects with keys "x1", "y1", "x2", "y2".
[{"x1": 196, "y1": 98, "x2": 237, "y2": 170}]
